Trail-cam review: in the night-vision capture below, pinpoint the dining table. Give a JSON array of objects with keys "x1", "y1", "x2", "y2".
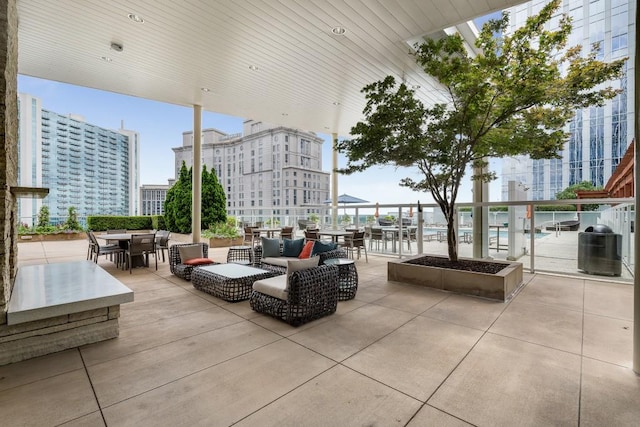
[
  {"x1": 380, "y1": 226, "x2": 418, "y2": 253},
  {"x1": 96, "y1": 233, "x2": 149, "y2": 268},
  {"x1": 255, "y1": 228, "x2": 281, "y2": 238},
  {"x1": 318, "y1": 230, "x2": 354, "y2": 244}
]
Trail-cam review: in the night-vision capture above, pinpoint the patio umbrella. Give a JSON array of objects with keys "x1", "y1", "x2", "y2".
[
  {"x1": 323, "y1": 193, "x2": 369, "y2": 205},
  {"x1": 324, "y1": 194, "x2": 369, "y2": 222},
  {"x1": 374, "y1": 202, "x2": 379, "y2": 218}
]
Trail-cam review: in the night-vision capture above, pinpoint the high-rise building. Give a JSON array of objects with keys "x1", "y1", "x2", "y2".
[
  {"x1": 172, "y1": 120, "x2": 330, "y2": 217},
  {"x1": 501, "y1": 0, "x2": 634, "y2": 200},
  {"x1": 140, "y1": 184, "x2": 169, "y2": 216},
  {"x1": 17, "y1": 93, "x2": 140, "y2": 225}
]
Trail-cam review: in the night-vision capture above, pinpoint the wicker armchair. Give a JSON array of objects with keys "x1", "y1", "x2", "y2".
[
  {"x1": 169, "y1": 243, "x2": 210, "y2": 281},
  {"x1": 250, "y1": 264, "x2": 339, "y2": 326}
]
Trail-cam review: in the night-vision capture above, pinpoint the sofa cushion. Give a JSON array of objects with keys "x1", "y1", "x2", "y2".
[
  {"x1": 299, "y1": 241, "x2": 314, "y2": 259},
  {"x1": 183, "y1": 257, "x2": 214, "y2": 266},
  {"x1": 282, "y1": 238, "x2": 305, "y2": 257},
  {"x1": 253, "y1": 275, "x2": 288, "y2": 300},
  {"x1": 262, "y1": 257, "x2": 292, "y2": 267},
  {"x1": 178, "y1": 244, "x2": 203, "y2": 262},
  {"x1": 311, "y1": 240, "x2": 337, "y2": 256},
  {"x1": 261, "y1": 237, "x2": 281, "y2": 258},
  {"x1": 286, "y1": 257, "x2": 319, "y2": 288}
]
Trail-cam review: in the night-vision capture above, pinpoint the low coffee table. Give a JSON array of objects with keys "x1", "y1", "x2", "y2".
[{"x1": 191, "y1": 263, "x2": 276, "y2": 302}]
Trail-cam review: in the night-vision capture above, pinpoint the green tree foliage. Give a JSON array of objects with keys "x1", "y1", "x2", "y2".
[
  {"x1": 37, "y1": 205, "x2": 50, "y2": 229},
  {"x1": 201, "y1": 165, "x2": 227, "y2": 229},
  {"x1": 336, "y1": 0, "x2": 625, "y2": 261},
  {"x1": 556, "y1": 181, "x2": 603, "y2": 211},
  {"x1": 64, "y1": 206, "x2": 81, "y2": 230},
  {"x1": 164, "y1": 162, "x2": 193, "y2": 233},
  {"x1": 164, "y1": 162, "x2": 228, "y2": 234}
]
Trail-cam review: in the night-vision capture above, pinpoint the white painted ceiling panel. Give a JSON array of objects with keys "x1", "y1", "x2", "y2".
[{"x1": 17, "y1": 0, "x2": 527, "y2": 136}]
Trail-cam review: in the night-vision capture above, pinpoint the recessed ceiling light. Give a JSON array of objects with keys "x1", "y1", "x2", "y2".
[
  {"x1": 282, "y1": 113, "x2": 288, "y2": 116},
  {"x1": 331, "y1": 26, "x2": 346, "y2": 35},
  {"x1": 248, "y1": 65, "x2": 259, "y2": 71},
  {"x1": 128, "y1": 13, "x2": 144, "y2": 23},
  {"x1": 201, "y1": 87, "x2": 211, "y2": 92},
  {"x1": 332, "y1": 101, "x2": 341, "y2": 106},
  {"x1": 100, "y1": 56, "x2": 112, "y2": 62},
  {"x1": 412, "y1": 85, "x2": 421, "y2": 90}
]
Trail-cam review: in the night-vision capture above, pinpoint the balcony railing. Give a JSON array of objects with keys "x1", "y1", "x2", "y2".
[{"x1": 17, "y1": 198, "x2": 634, "y2": 282}]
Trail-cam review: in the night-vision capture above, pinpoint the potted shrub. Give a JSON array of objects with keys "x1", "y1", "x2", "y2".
[{"x1": 202, "y1": 221, "x2": 243, "y2": 248}]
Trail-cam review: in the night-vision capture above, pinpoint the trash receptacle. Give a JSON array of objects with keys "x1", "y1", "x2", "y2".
[{"x1": 577, "y1": 224, "x2": 621, "y2": 276}]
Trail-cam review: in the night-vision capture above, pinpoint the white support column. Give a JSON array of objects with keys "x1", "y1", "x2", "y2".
[
  {"x1": 331, "y1": 133, "x2": 338, "y2": 230},
  {"x1": 192, "y1": 105, "x2": 202, "y2": 244}
]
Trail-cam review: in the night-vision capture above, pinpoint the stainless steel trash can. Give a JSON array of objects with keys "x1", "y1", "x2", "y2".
[{"x1": 577, "y1": 224, "x2": 621, "y2": 276}]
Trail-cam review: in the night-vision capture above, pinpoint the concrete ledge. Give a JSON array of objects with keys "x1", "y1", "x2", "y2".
[{"x1": 8, "y1": 261, "x2": 133, "y2": 325}]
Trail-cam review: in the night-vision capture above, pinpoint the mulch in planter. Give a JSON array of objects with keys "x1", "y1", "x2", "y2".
[{"x1": 404, "y1": 255, "x2": 507, "y2": 274}]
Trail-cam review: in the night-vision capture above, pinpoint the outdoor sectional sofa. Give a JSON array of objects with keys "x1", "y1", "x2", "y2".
[{"x1": 255, "y1": 237, "x2": 347, "y2": 274}]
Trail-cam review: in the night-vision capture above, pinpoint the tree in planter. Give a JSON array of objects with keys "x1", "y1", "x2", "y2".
[
  {"x1": 164, "y1": 162, "x2": 193, "y2": 233},
  {"x1": 202, "y1": 165, "x2": 227, "y2": 229},
  {"x1": 37, "y1": 205, "x2": 49, "y2": 228},
  {"x1": 556, "y1": 181, "x2": 603, "y2": 211},
  {"x1": 36, "y1": 205, "x2": 54, "y2": 233},
  {"x1": 64, "y1": 206, "x2": 82, "y2": 231},
  {"x1": 164, "y1": 162, "x2": 228, "y2": 234},
  {"x1": 337, "y1": 0, "x2": 625, "y2": 262}
]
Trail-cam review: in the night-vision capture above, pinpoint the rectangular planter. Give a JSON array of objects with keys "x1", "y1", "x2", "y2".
[
  {"x1": 388, "y1": 254, "x2": 523, "y2": 302},
  {"x1": 207, "y1": 237, "x2": 244, "y2": 248},
  {"x1": 18, "y1": 232, "x2": 86, "y2": 242}
]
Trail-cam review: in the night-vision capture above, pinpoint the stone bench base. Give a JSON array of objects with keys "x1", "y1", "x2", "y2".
[{"x1": 1, "y1": 261, "x2": 133, "y2": 366}]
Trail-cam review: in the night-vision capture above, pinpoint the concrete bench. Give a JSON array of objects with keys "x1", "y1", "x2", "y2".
[{"x1": 1, "y1": 261, "x2": 133, "y2": 365}]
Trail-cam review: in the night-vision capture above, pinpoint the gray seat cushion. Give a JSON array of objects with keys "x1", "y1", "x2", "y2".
[{"x1": 253, "y1": 275, "x2": 288, "y2": 300}]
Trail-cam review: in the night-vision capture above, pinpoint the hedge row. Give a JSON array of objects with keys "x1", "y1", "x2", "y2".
[{"x1": 87, "y1": 215, "x2": 165, "y2": 231}]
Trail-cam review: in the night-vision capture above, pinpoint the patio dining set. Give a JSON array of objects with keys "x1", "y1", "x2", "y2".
[{"x1": 86, "y1": 229, "x2": 171, "y2": 273}]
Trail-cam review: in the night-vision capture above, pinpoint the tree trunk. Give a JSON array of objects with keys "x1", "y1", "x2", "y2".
[{"x1": 446, "y1": 210, "x2": 458, "y2": 262}]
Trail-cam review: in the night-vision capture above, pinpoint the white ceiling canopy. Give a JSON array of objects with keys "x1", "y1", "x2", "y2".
[{"x1": 17, "y1": 0, "x2": 526, "y2": 136}]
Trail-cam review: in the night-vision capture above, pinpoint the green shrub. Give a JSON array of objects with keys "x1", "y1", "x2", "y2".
[
  {"x1": 87, "y1": 216, "x2": 153, "y2": 231},
  {"x1": 151, "y1": 215, "x2": 166, "y2": 230},
  {"x1": 535, "y1": 205, "x2": 577, "y2": 211},
  {"x1": 201, "y1": 222, "x2": 241, "y2": 239}
]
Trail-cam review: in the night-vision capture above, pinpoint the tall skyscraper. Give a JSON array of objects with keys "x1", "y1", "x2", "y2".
[
  {"x1": 17, "y1": 93, "x2": 140, "y2": 225},
  {"x1": 172, "y1": 120, "x2": 330, "y2": 218},
  {"x1": 501, "y1": 0, "x2": 635, "y2": 200}
]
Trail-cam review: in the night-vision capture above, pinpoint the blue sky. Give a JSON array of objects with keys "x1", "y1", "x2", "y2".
[
  {"x1": 18, "y1": 12, "x2": 504, "y2": 205},
  {"x1": 18, "y1": 75, "x2": 503, "y2": 205}
]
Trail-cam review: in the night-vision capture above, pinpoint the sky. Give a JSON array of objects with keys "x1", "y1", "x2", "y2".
[{"x1": 17, "y1": 12, "x2": 504, "y2": 206}]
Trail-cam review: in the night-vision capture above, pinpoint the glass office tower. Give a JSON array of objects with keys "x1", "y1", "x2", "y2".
[{"x1": 501, "y1": 0, "x2": 635, "y2": 200}]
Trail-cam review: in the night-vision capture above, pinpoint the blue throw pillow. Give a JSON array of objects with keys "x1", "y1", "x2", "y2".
[
  {"x1": 261, "y1": 237, "x2": 281, "y2": 258},
  {"x1": 311, "y1": 240, "x2": 337, "y2": 256},
  {"x1": 282, "y1": 238, "x2": 305, "y2": 257}
]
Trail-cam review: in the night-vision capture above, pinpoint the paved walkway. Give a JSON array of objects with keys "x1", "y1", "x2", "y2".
[{"x1": 1, "y1": 239, "x2": 637, "y2": 426}]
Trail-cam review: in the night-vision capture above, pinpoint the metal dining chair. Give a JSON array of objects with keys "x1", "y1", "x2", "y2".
[{"x1": 124, "y1": 233, "x2": 157, "y2": 273}]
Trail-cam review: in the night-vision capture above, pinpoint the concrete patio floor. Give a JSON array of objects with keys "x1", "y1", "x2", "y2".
[{"x1": 2, "y1": 239, "x2": 638, "y2": 426}]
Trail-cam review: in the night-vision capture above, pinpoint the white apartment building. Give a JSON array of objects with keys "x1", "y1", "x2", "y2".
[
  {"x1": 140, "y1": 184, "x2": 169, "y2": 216},
  {"x1": 17, "y1": 93, "x2": 140, "y2": 225},
  {"x1": 172, "y1": 120, "x2": 330, "y2": 218},
  {"x1": 501, "y1": 0, "x2": 635, "y2": 200}
]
